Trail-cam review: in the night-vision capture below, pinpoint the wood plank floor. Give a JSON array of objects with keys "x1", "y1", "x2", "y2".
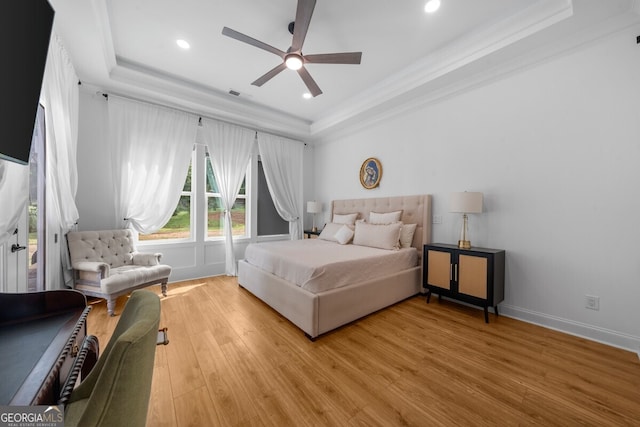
[{"x1": 86, "y1": 277, "x2": 640, "y2": 426}]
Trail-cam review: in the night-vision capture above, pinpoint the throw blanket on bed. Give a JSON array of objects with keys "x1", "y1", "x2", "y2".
[{"x1": 244, "y1": 239, "x2": 418, "y2": 293}]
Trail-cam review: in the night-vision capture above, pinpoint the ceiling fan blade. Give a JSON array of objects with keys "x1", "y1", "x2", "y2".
[
  {"x1": 297, "y1": 66, "x2": 322, "y2": 97},
  {"x1": 291, "y1": 0, "x2": 316, "y2": 52},
  {"x1": 222, "y1": 27, "x2": 285, "y2": 58},
  {"x1": 304, "y1": 52, "x2": 362, "y2": 65},
  {"x1": 252, "y1": 63, "x2": 287, "y2": 87}
]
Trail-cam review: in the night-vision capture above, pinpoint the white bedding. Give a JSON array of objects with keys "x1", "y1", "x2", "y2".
[{"x1": 244, "y1": 239, "x2": 418, "y2": 293}]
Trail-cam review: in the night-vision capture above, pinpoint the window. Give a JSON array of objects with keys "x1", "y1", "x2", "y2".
[
  {"x1": 139, "y1": 161, "x2": 192, "y2": 241},
  {"x1": 205, "y1": 151, "x2": 247, "y2": 238},
  {"x1": 140, "y1": 145, "x2": 287, "y2": 243}
]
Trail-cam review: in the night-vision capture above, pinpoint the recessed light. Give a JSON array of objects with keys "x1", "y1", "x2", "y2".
[
  {"x1": 424, "y1": 0, "x2": 441, "y2": 13},
  {"x1": 176, "y1": 39, "x2": 190, "y2": 49},
  {"x1": 303, "y1": 92, "x2": 312, "y2": 99}
]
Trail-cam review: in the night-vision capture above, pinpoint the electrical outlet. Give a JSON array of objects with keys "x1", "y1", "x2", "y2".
[
  {"x1": 432, "y1": 215, "x2": 442, "y2": 224},
  {"x1": 585, "y1": 295, "x2": 600, "y2": 311}
]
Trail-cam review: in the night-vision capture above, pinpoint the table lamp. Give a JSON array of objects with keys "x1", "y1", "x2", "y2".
[
  {"x1": 449, "y1": 192, "x2": 483, "y2": 249},
  {"x1": 307, "y1": 201, "x2": 322, "y2": 232}
]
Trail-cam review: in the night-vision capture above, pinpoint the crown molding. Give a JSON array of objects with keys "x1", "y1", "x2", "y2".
[
  {"x1": 85, "y1": 0, "x2": 573, "y2": 140},
  {"x1": 87, "y1": 0, "x2": 310, "y2": 140},
  {"x1": 310, "y1": 6, "x2": 640, "y2": 144},
  {"x1": 82, "y1": 0, "x2": 638, "y2": 141},
  {"x1": 106, "y1": 60, "x2": 311, "y2": 140},
  {"x1": 90, "y1": 0, "x2": 117, "y2": 72},
  {"x1": 310, "y1": 0, "x2": 573, "y2": 137}
]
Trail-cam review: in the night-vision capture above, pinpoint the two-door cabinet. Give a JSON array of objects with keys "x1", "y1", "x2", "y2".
[{"x1": 423, "y1": 243, "x2": 505, "y2": 323}]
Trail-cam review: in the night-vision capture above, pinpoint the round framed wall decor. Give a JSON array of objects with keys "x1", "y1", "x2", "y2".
[{"x1": 359, "y1": 157, "x2": 382, "y2": 189}]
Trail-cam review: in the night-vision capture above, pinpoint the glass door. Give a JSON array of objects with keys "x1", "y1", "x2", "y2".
[{"x1": 28, "y1": 104, "x2": 46, "y2": 291}]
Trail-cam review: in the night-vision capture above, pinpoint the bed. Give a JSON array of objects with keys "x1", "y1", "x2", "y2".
[{"x1": 237, "y1": 194, "x2": 432, "y2": 339}]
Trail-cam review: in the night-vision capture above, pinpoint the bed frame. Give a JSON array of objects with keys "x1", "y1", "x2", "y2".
[{"x1": 237, "y1": 194, "x2": 432, "y2": 339}]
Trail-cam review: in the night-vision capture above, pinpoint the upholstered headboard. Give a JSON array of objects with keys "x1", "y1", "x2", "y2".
[{"x1": 330, "y1": 194, "x2": 432, "y2": 255}]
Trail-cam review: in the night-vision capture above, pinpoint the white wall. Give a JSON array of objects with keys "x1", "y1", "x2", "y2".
[{"x1": 312, "y1": 27, "x2": 640, "y2": 352}]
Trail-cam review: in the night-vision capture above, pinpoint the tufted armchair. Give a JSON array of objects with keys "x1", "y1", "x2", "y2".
[{"x1": 67, "y1": 229, "x2": 170, "y2": 316}]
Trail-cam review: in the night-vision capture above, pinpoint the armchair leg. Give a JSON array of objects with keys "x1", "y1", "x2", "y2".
[
  {"x1": 161, "y1": 282, "x2": 167, "y2": 297},
  {"x1": 107, "y1": 298, "x2": 116, "y2": 316}
]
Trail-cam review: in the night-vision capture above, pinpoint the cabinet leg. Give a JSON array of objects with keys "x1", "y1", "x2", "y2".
[
  {"x1": 484, "y1": 307, "x2": 489, "y2": 323},
  {"x1": 426, "y1": 289, "x2": 431, "y2": 304},
  {"x1": 494, "y1": 305, "x2": 499, "y2": 317}
]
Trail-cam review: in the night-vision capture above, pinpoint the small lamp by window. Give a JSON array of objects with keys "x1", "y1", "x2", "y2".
[
  {"x1": 449, "y1": 192, "x2": 483, "y2": 249},
  {"x1": 307, "y1": 201, "x2": 322, "y2": 232}
]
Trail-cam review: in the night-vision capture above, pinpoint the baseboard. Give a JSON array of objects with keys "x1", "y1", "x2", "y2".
[
  {"x1": 169, "y1": 264, "x2": 225, "y2": 282},
  {"x1": 499, "y1": 304, "x2": 640, "y2": 354}
]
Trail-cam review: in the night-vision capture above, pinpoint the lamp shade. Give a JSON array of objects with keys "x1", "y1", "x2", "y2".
[
  {"x1": 307, "y1": 201, "x2": 322, "y2": 214},
  {"x1": 449, "y1": 192, "x2": 483, "y2": 214}
]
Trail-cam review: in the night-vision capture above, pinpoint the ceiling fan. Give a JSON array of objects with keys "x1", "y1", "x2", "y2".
[{"x1": 221, "y1": 0, "x2": 362, "y2": 97}]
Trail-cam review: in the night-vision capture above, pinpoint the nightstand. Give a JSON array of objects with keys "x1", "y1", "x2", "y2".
[
  {"x1": 304, "y1": 229, "x2": 321, "y2": 239},
  {"x1": 423, "y1": 243, "x2": 505, "y2": 323}
]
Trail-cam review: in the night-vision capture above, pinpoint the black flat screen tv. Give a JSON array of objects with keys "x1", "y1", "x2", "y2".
[{"x1": 0, "y1": 0, "x2": 55, "y2": 165}]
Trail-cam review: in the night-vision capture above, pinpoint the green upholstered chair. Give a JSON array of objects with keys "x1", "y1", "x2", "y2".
[{"x1": 63, "y1": 289, "x2": 161, "y2": 427}]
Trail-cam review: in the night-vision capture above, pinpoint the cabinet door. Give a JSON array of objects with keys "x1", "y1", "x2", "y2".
[
  {"x1": 427, "y1": 249, "x2": 451, "y2": 290},
  {"x1": 458, "y1": 254, "x2": 487, "y2": 298}
]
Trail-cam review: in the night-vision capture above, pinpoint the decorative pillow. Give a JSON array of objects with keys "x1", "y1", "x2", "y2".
[
  {"x1": 318, "y1": 223, "x2": 354, "y2": 242},
  {"x1": 399, "y1": 223, "x2": 417, "y2": 248},
  {"x1": 333, "y1": 213, "x2": 358, "y2": 225},
  {"x1": 334, "y1": 225, "x2": 355, "y2": 245},
  {"x1": 318, "y1": 223, "x2": 343, "y2": 242},
  {"x1": 353, "y1": 222, "x2": 402, "y2": 250},
  {"x1": 369, "y1": 210, "x2": 402, "y2": 224}
]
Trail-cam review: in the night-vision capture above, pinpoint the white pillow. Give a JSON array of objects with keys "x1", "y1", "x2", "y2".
[
  {"x1": 333, "y1": 213, "x2": 358, "y2": 225},
  {"x1": 334, "y1": 225, "x2": 355, "y2": 245},
  {"x1": 369, "y1": 210, "x2": 402, "y2": 224},
  {"x1": 353, "y1": 222, "x2": 402, "y2": 250},
  {"x1": 318, "y1": 223, "x2": 354, "y2": 242},
  {"x1": 399, "y1": 223, "x2": 417, "y2": 248},
  {"x1": 318, "y1": 223, "x2": 343, "y2": 242}
]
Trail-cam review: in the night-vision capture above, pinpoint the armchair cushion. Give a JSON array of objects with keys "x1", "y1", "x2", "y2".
[{"x1": 67, "y1": 229, "x2": 171, "y2": 316}]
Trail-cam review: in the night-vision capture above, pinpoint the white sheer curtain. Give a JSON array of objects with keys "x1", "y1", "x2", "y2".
[
  {"x1": 108, "y1": 96, "x2": 198, "y2": 234},
  {"x1": 257, "y1": 133, "x2": 303, "y2": 240},
  {"x1": 0, "y1": 161, "x2": 29, "y2": 245},
  {"x1": 200, "y1": 119, "x2": 255, "y2": 276},
  {"x1": 40, "y1": 33, "x2": 80, "y2": 288}
]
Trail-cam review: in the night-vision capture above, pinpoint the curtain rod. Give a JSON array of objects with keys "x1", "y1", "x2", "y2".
[{"x1": 95, "y1": 89, "x2": 307, "y2": 145}]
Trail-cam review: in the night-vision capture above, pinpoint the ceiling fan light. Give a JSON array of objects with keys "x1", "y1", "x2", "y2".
[
  {"x1": 424, "y1": 0, "x2": 441, "y2": 13},
  {"x1": 176, "y1": 39, "x2": 190, "y2": 49},
  {"x1": 285, "y1": 55, "x2": 303, "y2": 70}
]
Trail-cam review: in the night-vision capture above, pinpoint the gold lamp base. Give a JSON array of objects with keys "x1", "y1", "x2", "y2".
[{"x1": 458, "y1": 240, "x2": 471, "y2": 249}]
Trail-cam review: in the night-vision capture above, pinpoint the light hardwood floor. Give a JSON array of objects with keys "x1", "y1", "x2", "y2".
[{"x1": 86, "y1": 277, "x2": 640, "y2": 426}]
